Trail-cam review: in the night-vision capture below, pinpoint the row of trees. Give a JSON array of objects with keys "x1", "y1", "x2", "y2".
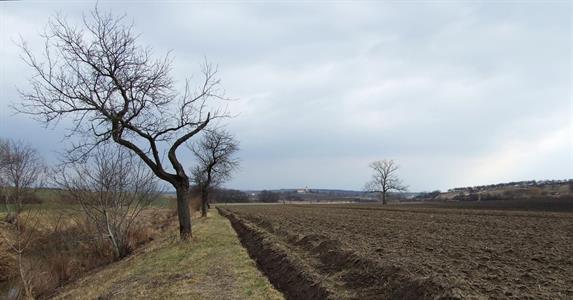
[
  {"x1": 0, "y1": 129, "x2": 240, "y2": 257},
  {"x1": 0, "y1": 133, "x2": 239, "y2": 261},
  {"x1": 0, "y1": 133, "x2": 239, "y2": 298},
  {"x1": 15, "y1": 7, "x2": 240, "y2": 240},
  {"x1": 0, "y1": 140, "x2": 163, "y2": 298},
  {"x1": 0, "y1": 140, "x2": 158, "y2": 258},
  {"x1": 210, "y1": 189, "x2": 250, "y2": 203},
  {"x1": 258, "y1": 190, "x2": 280, "y2": 203}
]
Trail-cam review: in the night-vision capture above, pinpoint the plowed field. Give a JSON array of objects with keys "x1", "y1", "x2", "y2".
[{"x1": 220, "y1": 204, "x2": 573, "y2": 300}]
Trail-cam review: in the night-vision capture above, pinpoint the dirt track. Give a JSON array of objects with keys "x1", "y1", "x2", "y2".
[{"x1": 220, "y1": 204, "x2": 573, "y2": 299}]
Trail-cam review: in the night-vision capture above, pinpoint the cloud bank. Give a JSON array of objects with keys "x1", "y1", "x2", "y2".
[{"x1": 1, "y1": 1, "x2": 571, "y2": 191}]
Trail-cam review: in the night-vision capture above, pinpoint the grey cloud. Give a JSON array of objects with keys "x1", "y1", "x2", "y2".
[{"x1": 0, "y1": 1, "x2": 570, "y2": 191}]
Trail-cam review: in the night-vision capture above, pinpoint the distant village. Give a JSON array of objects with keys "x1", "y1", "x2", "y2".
[{"x1": 447, "y1": 179, "x2": 573, "y2": 193}]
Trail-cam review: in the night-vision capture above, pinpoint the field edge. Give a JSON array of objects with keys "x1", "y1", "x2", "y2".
[{"x1": 50, "y1": 209, "x2": 283, "y2": 300}]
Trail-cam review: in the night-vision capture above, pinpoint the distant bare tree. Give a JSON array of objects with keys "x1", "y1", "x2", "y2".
[
  {"x1": 365, "y1": 159, "x2": 407, "y2": 205},
  {"x1": 16, "y1": 7, "x2": 229, "y2": 239},
  {"x1": 190, "y1": 129, "x2": 239, "y2": 217},
  {"x1": 58, "y1": 146, "x2": 160, "y2": 259},
  {"x1": 0, "y1": 139, "x2": 45, "y2": 221}
]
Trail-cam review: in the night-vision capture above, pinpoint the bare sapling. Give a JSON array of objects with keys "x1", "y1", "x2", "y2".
[
  {"x1": 0, "y1": 208, "x2": 42, "y2": 300},
  {"x1": 0, "y1": 139, "x2": 45, "y2": 223},
  {"x1": 58, "y1": 146, "x2": 160, "y2": 259}
]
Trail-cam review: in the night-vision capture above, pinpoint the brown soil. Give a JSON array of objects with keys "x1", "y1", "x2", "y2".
[{"x1": 220, "y1": 203, "x2": 573, "y2": 300}]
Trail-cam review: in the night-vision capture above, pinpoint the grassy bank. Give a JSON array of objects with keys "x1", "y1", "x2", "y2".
[{"x1": 52, "y1": 209, "x2": 283, "y2": 300}]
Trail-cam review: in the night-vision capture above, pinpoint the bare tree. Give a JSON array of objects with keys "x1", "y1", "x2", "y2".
[
  {"x1": 190, "y1": 129, "x2": 239, "y2": 217},
  {"x1": 59, "y1": 146, "x2": 159, "y2": 259},
  {"x1": 16, "y1": 7, "x2": 229, "y2": 239},
  {"x1": 58, "y1": 146, "x2": 160, "y2": 259},
  {"x1": 365, "y1": 159, "x2": 407, "y2": 205},
  {"x1": 0, "y1": 139, "x2": 45, "y2": 221}
]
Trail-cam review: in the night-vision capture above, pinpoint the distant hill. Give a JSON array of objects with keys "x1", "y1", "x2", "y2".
[
  {"x1": 167, "y1": 180, "x2": 573, "y2": 203},
  {"x1": 447, "y1": 179, "x2": 572, "y2": 193},
  {"x1": 435, "y1": 179, "x2": 572, "y2": 201}
]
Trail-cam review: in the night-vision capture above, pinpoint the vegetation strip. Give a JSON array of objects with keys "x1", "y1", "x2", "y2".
[{"x1": 51, "y1": 210, "x2": 282, "y2": 300}]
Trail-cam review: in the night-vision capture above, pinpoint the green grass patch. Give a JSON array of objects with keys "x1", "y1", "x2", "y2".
[
  {"x1": 53, "y1": 209, "x2": 283, "y2": 300},
  {"x1": 1, "y1": 188, "x2": 174, "y2": 213}
]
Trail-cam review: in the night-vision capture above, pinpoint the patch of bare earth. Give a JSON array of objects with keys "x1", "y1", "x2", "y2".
[{"x1": 221, "y1": 204, "x2": 573, "y2": 300}]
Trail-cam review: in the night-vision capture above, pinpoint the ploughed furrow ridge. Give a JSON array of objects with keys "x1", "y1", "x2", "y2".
[{"x1": 219, "y1": 207, "x2": 473, "y2": 300}]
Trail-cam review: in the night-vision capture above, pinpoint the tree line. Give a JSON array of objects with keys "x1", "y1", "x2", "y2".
[{"x1": 15, "y1": 7, "x2": 239, "y2": 240}]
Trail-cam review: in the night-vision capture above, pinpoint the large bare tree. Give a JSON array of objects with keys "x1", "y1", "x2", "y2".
[
  {"x1": 190, "y1": 129, "x2": 239, "y2": 217},
  {"x1": 16, "y1": 8, "x2": 228, "y2": 239},
  {"x1": 365, "y1": 159, "x2": 407, "y2": 205}
]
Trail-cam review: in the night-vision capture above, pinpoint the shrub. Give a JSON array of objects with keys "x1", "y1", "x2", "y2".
[{"x1": 0, "y1": 209, "x2": 172, "y2": 299}]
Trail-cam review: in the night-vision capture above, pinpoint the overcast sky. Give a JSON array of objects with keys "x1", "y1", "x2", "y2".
[{"x1": 1, "y1": 1, "x2": 571, "y2": 191}]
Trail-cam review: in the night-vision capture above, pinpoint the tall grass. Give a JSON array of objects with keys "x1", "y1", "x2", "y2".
[{"x1": 0, "y1": 208, "x2": 173, "y2": 299}]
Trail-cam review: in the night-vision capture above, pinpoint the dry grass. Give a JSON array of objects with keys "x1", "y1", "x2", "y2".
[
  {"x1": 190, "y1": 195, "x2": 202, "y2": 213},
  {"x1": 0, "y1": 224, "x2": 16, "y2": 282},
  {"x1": 0, "y1": 208, "x2": 173, "y2": 299},
  {"x1": 53, "y1": 209, "x2": 283, "y2": 300}
]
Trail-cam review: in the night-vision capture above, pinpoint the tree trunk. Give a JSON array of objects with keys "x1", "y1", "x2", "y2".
[
  {"x1": 381, "y1": 192, "x2": 387, "y2": 205},
  {"x1": 200, "y1": 186, "x2": 209, "y2": 217},
  {"x1": 104, "y1": 210, "x2": 122, "y2": 259},
  {"x1": 18, "y1": 251, "x2": 33, "y2": 300},
  {"x1": 175, "y1": 183, "x2": 192, "y2": 239}
]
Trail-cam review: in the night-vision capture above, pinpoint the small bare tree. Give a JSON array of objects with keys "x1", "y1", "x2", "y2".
[
  {"x1": 59, "y1": 146, "x2": 160, "y2": 259},
  {"x1": 0, "y1": 139, "x2": 45, "y2": 222},
  {"x1": 16, "y1": 7, "x2": 229, "y2": 239},
  {"x1": 190, "y1": 129, "x2": 239, "y2": 217},
  {"x1": 365, "y1": 159, "x2": 407, "y2": 205},
  {"x1": 0, "y1": 209, "x2": 41, "y2": 300}
]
